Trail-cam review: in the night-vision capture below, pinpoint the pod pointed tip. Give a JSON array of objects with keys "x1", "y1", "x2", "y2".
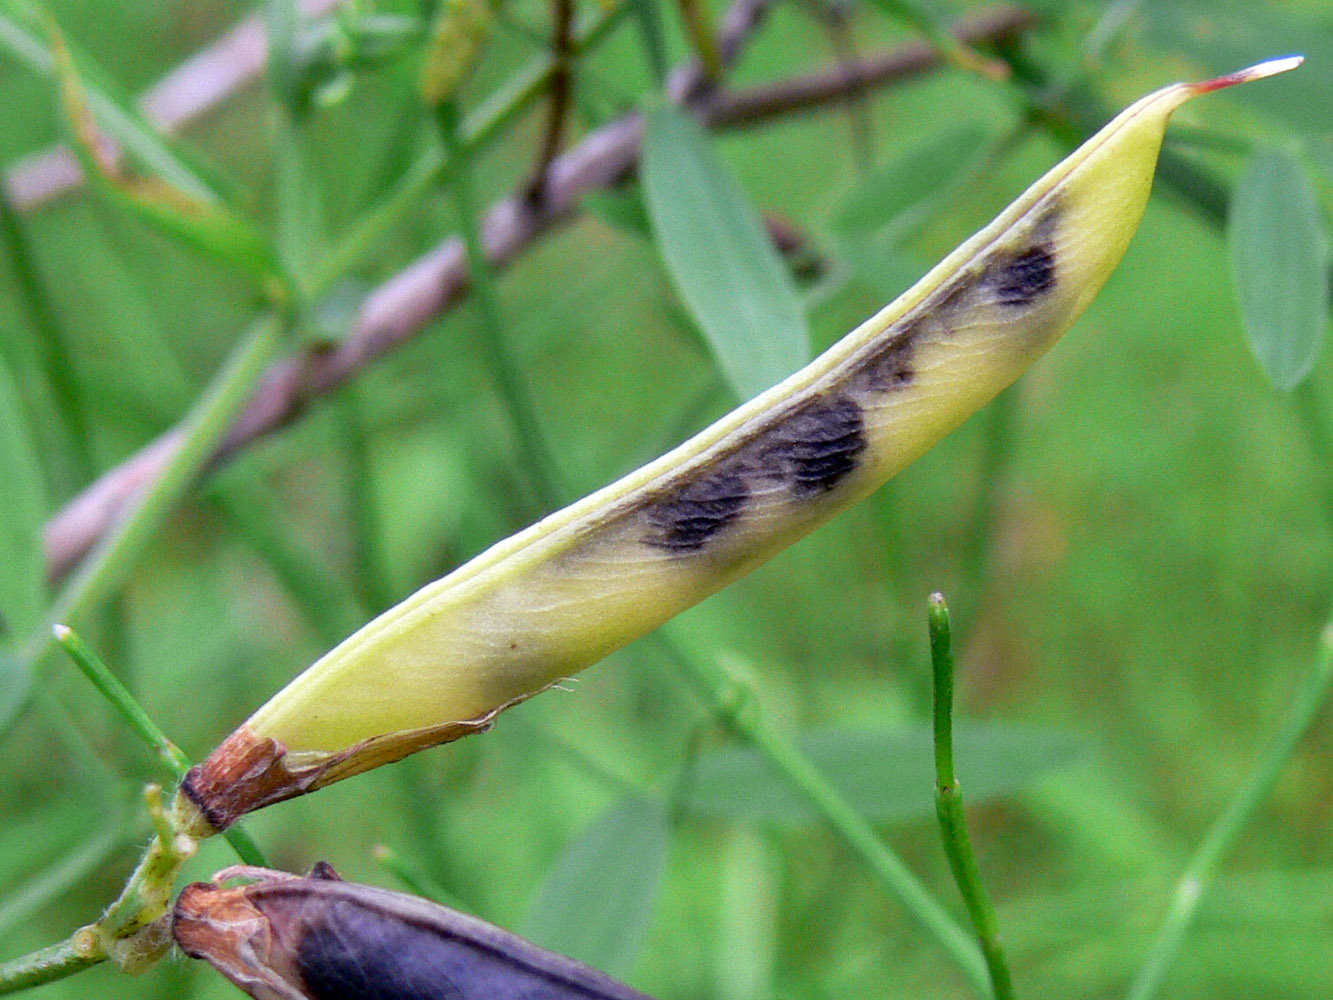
[{"x1": 1192, "y1": 55, "x2": 1304, "y2": 94}]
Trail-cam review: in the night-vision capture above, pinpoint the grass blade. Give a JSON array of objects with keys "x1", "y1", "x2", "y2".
[
  {"x1": 9, "y1": 9, "x2": 283, "y2": 286},
  {"x1": 0, "y1": 3, "x2": 228, "y2": 204},
  {"x1": 0, "y1": 347, "x2": 47, "y2": 651}
]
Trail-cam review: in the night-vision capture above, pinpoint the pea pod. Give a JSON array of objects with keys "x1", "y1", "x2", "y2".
[
  {"x1": 174, "y1": 864, "x2": 654, "y2": 1000},
  {"x1": 177, "y1": 57, "x2": 1302, "y2": 834}
]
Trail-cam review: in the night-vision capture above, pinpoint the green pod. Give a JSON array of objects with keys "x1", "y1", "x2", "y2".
[{"x1": 177, "y1": 58, "x2": 1302, "y2": 834}]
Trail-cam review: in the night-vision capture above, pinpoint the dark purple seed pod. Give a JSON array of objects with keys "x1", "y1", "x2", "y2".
[{"x1": 173, "y1": 864, "x2": 657, "y2": 1000}]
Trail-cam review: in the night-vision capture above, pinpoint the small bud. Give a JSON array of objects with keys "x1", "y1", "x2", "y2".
[
  {"x1": 419, "y1": 0, "x2": 494, "y2": 107},
  {"x1": 71, "y1": 926, "x2": 101, "y2": 959},
  {"x1": 173, "y1": 865, "x2": 655, "y2": 1000}
]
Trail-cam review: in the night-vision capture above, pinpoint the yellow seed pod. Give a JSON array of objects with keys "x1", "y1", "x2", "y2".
[
  {"x1": 177, "y1": 58, "x2": 1302, "y2": 834},
  {"x1": 419, "y1": 0, "x2": 494, "y2": 107}
]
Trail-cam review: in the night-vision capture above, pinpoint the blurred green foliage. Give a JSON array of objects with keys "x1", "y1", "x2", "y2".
[{"x1": 0, "y1": 0, "x2": 1331, "y2": 998}]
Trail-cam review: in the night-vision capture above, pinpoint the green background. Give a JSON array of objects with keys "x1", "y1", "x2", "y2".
[{"x1": 1, "y1": 1, "x2": 1331, "y2": 997}]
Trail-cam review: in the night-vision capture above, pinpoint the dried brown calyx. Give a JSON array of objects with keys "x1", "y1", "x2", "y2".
[{"x1": 175, "y1": 703, "x2": 510, "y2": 834}]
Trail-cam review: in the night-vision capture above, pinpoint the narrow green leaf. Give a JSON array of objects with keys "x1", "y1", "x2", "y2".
[
  {"x1": 642, "y1": 105, "x2": 810, "y2": 401},
  {"x1": 683, "y1": 724, "x2": 1087, "y2": 824},
  {"x1": 0, "y1": 186, "x2": 93, "y2": 489},
  {"x1": 521, "y1": 795, "x2": 669, "y2": 978},
  {"x1": 831, "y1": 123, "x2": 988, "y2": 240},
  {"x1": 0, "y1": 4, "x2": 228, "y2": 205},
  {"x1": 9, "y1": 11, "x2": 282, "y2": 286},
  {"x1": 1228, "y1": 148, "x2": 1329, "y2": 391},
  {"x1": 0, "y1": 350, "x2": 47, "y2": 645}
]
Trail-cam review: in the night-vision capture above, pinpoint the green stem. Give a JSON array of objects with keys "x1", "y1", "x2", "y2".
[
  {"x1": 0, "y1": 937, "x2": 100, "y2": 995},
  {"x1": 930, "y1": 596, "x2": 957, "y2": 787},
  {"x1": 309, "y1": 143, "x2": 444, "y2": 298},
  {"x1": 1124, "y1": 618, "x2": 1333, "y2": 1000},
  {"x1": 433, "y1": 100, "x2": 562, "y2": 510},
  {"x1": 332, "y1": 387, "x2": 396, "y2": 615},
  {"x1": 267, "y1": 0, "x2": 311, "y2": 289},
  {"x1": 219, "y1": 823, "x2": 269, "y2": 870},
  {"x1": 929, "y1": 594, "x2": 1015, "y2": 1000},
  {"x1": 1081, "y1": 0, "x2": 1145, "y2": 60},
  {"x1": 656, "y1": 633, "x2": 990, "y2": 994},
  {"x1": 625, "y1": 0, "x2": 667, "y2": 86},
  {"x1": 0, "y1": 826, "x2": 121, "y2": 936},
  {"x1": 53, "y1": 625, "x2": 191, "y2": 776},
  {"x1": 274, "y1": 113, "x2": 311, "y2": 293},
  {"x1": 37, "y1": 314, "x2": 285, "y2": 643},
  {"x1": 52, "y1": 630, "x2": 269, "y2": 869},
  {"x1": 94, "y1": 788, "x2": 187, "y2": 944},
  {"x1": 0, "y1": 187, "x2": 95, "y2": 487},
  {"x1": 5, "y1": 312, "x2": 287, "y2": 733},
  {"x1": 391, "y1": 758, "x2": 459, "y2": 893}
]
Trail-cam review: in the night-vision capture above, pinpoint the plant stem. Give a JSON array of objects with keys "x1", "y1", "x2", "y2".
[
  {"x1": 53, "y1": 625, "x2": 190, "y2": 775},
  {"x1": 7, "y1": 312, "x2": 285, "y2": 731},
  {"x1": 675, "y1": 0, "x2": 721, "y2": 80},
  {"x1": 267, "y1": 0, "x2": 311, "y2": 288},
  {"x1": 0, "y1": 827, "x2": 121, "y2": 937},
  {"x1": 38, "y1": 314, "x2": 285, "y2": 641},
  {"x1": 929, "y1": 594, "x2": 1015, "y2": 1000},
  {"x1": 332, "y1": 387, "x2": 396, "y2": 616},
  {"x1": 0, "y1": 187, "x2": 94, "y2": 488},
  {"x1": 525, "y1": 0, "x2": 575, "y2": 202},
  {"x1": 656, "y1": 633, "x2": 990, "y2": 994},
  {"x1": 1082, "y1": 0, "x2": 1145, "y2": 60},
  {"x1": 1124, "y1": 618, "x2": 1333, "y2": 1000},
  {"x1": 210, "y1": 479, "x2": 362, "y2": 646},
  {"x1": 433, "y1": 100, "x2": 562, "y2": 510},
  {"x1": 51, "y1": 626, "x2": 269, "y2": 868},
  {"x1": 625, "y1": 0, "x2": 667, "y2": 86},
  {"x1": 3, "y1": 274, "x2": 284, "y2": 972},
  {"x1": 509, "y1": 715, "x2": 645, "y2": 799},
  {"x1": 0, "y1": 937, "x2": 100, "y2": 995}
]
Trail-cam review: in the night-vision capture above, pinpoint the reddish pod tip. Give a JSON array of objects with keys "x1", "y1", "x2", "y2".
[{"x1": 1191, "y1": 55, "x2": 1304, "y2": 95}]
